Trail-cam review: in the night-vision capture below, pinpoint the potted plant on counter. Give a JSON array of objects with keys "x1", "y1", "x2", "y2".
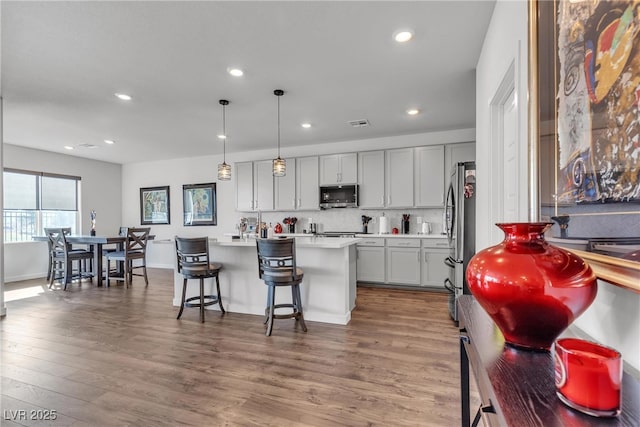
[{"x1": 283, "y1": 217, "x2": 298, "y2": 233}]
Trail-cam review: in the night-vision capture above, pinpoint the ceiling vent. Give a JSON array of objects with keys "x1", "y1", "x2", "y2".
[
  {"x1": 348, "y1": 119, "x2": 370, "y2": 128},
  {"x1": 77, "y1": 143, "x2": 98, "y2": 149}
]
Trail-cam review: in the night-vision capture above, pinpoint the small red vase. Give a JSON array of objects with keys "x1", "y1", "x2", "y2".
[{"x1": 466, "y1": 222, "x2": 597, "y2": 351}]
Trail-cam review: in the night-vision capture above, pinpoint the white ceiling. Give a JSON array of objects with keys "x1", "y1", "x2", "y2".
[{"x1": 1, "y1": 1, "x2": 495, "y2": 165}]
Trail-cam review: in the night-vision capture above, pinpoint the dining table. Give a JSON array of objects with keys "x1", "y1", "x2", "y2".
[{"x1": 33, "y1": 234, "x2": 154, "y2": 287}]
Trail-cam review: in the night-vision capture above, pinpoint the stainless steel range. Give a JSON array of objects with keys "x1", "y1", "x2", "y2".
[{"x1": 319, "y1": 231, "x2": 360, "y2": 238}]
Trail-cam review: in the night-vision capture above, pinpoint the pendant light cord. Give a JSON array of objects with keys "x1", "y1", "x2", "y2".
[
  {"x1": 219, "y1": 99, "x2": 229, "y2": 164},
  {"x1": 277, "y1": 94, "x2": 281, "y2": 158},
  {"x1": 222, "y1": 102, "x2": 226, "y2": 162},
  {"x1": 274, "y1": 89, "x2": 284, "y2": 159}
]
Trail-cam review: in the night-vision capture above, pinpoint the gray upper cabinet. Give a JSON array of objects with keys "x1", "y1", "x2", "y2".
[
  {"x1": 414, "y1": 145, "x2": 445, "y2": 207},
  {"x1": 238, "y1": 142, "x2": 474, "y2": 212},
  {"x1": 320, "y1": 153, "x2": 357, "y2": 185},
  {"x1": 358, "y1": 150, "x2": 385, "y2": 208},
  {"x1": 274, "y1": 156, "x2": 319, "y2": 211},
  {"x1": 254, "y1": 160, "x2": 275, "y2": 211},
  {"x1": 445, "y1": 142, "x2": 475, "y2": 189},
  {"x1": 235, "y1": 161, "x2": 255, "y2": 211},
  {"x1": 385, "y1": 148, "x2": 414, "y2": 208},
  {"x1": 296, "y1": 156, "x2": 319, "y2": 210},
  {"x1": 235, "y1": 160, "x2": 275, "y2": 212},
  {"x1": 274, "y1": 158, "x2": 297, "y2": 211}
]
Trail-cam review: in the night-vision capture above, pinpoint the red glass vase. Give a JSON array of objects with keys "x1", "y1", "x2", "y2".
[{"x1": 466, "y1": 222, "x2": 597, "y2": 351}]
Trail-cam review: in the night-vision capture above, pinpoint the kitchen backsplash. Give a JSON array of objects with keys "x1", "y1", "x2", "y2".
[{"x1": 249, "y1": 208, "x2": 447, "y2": 235}]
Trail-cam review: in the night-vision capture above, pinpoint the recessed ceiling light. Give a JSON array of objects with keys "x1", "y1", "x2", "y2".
[
  {"x1": 394, "y1": 30, "x2": 414, "y2": 43},
  {"x1": 301, "y1": 123, "x2": 312, "y2": 129},
  {"x1": 114, "y1": 93, "x2": 132, "y2": 101},
  {"x1": 228, "y1": 68, "x2": 244, "y2": 77},
  {"x1": 64, "y1": 145, "x2": 74, "y2": 150},
  {"x1": 407, "y1": 109, "x2": 420, "y2": 115},
  {"x1": 217, "y1": 134, "x2": 226, "y2": 139},
  {"x1": 104, "y1": 139, "x2": 115, "y2": 144}
]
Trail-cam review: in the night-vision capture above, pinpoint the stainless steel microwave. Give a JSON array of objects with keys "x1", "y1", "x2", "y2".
[{"x1": 319, "y1": 185, "x2": 358, "y2": 209}]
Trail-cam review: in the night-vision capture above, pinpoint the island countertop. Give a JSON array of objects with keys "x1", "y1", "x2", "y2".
[{"x1": 174, "y1": 235, "x2": 358, "y2": 325}]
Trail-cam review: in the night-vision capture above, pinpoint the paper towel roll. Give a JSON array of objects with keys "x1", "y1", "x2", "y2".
[{"x1": 379, "y1": 216, "x2": 389, "y2": 234}]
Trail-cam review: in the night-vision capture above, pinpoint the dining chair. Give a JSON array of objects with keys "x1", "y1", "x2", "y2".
[
  {"x1": 46, "y1": 228, "x2": 94, "y2": 290},
  {"x1": 44, "y1": 227, "x2": 72, "y2": 281},
  {"x1": 175, "y1": 236, "x2": 225, "y2": 323},
  {"x1": 103, "y1": 227, "x2": 129, "y2": 257},
  {"x1": 105, "y1": 227, "x2": 150, "y2": 287},
  {"x1": 256, "y1": 237, "x2": 307, "y2": 336}
]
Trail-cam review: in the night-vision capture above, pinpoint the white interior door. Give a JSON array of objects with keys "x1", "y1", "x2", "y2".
[
  {"x1": 502, "y1": 89, "x2": 518, "y2": 222},
  {"x1": 489, "y1": 60, "x2": 518, "y2": 245}
]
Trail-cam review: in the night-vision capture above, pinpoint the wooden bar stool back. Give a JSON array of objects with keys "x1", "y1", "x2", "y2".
[
  {"x1": 256, "y1": 238, "x2": 307, "y2": 336},
  {"x1": 175, "y1": 236, "x2": 225, "y2": 323}
]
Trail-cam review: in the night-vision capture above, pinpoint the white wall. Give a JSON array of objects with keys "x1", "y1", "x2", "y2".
[
  {"x1": 2, "y1": 144, "x2": 122, "y2": 281},
  {"x1": 475, "y1": 0, "x2": 530, "y2": 247},
  {"x1": 1, "y1": 98, "x2": 5, "y2": 316},
  {"x1": 477, "y1": 0, "x2": 640, "y2": 371},
  {"x1": 574, "y1": 282, "x2": 640, "y2": 370},
  {"x1": 122, "y1": 129, "x2": 475, "y2": 268}
]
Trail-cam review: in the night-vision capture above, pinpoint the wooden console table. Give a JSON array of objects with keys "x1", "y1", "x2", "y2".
[{"x1": 457, "y1": 295, "x2": 640, "y2": 426}]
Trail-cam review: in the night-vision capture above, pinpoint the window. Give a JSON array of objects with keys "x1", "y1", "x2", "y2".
[{"x1": 3, "y1": 169, "x2": 80, "y2": 242}]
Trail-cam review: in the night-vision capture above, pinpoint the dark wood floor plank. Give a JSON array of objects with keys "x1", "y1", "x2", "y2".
[
  {"x1": 0, "y1": 395, "x2": 78, "y2": 426},
  {"x1": 90, "y1": 391, "x2": 227, "y2": 427},
  {"x1": 1, "y1": 363, "x2": 106, "y2": 402},
  {"x1": 1, "y1": 269, "x2": 462, "y2": 426},
  {"x1": 0, "y1": 351, "x2": 80, "y2": 379},
  {"x1": 1, "y1": 377, "x2": 141, "y2": 426}
]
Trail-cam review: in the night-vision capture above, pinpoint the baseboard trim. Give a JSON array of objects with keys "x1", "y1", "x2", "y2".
[{"x1": 5, "y1": 273, "x2": 47, "y2": 283}]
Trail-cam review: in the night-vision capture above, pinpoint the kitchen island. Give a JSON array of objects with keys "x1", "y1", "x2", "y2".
[{"x1": 173, "y1": 236, "x2": 360, "y2": 325}]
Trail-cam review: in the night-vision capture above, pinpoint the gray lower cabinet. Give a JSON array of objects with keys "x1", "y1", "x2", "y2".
[
  {"x1": 357, "y1": 237, "x2": 451, "y2": 288},
  {"x1": 386, "y1": 238, "x2": 421, "y2": 285},
  {"x1": 356, "y1": 247, "x2": 385, "y2": 283},
  {"x1": 422, "y1": 247, "x2": 450, "y2": 289},
  {"x1": 422, "y1": 239, "x2": 451, "y2": 289}
]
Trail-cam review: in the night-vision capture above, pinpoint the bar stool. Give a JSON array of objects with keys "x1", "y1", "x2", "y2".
[
  {"x1": 175, "y1": 236, "x2": 225, "y2": 323},
  {"x1": 256, "y1": 238, "x2": 307, "y2": 336}
]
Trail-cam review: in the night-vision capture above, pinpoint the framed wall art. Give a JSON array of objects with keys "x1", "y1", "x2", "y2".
[
  {"x1": 140, "y1": 186, "x2": 170, "y2": 225},
  {"x1": 183, "y1": 182, "x2": 217, "y2": 226},
  {"x1": 531, "y1": 0, "x2": 640, "y2": 289}
]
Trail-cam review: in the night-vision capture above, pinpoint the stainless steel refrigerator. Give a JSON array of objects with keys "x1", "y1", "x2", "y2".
[{"x1": 444, "y1": 161, "x2": 476, "y2": 322}]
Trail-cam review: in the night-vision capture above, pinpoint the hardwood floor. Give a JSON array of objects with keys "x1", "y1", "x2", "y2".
[{"x1": 1, "y1": 269, "x2": 464, "y2": 426}]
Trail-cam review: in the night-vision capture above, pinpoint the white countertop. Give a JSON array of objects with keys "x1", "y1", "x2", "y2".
[
  {"x1": 356, "y1": 233, "x2": 448, "y2": 239},
  {"x1": 211, "y1": 236, "x2": 361, "y2": 249}
]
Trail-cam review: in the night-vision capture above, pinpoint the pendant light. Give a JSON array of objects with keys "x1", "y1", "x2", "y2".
[
  {"x1": 272, "y1": 89, "x2": 286, "y2": 177},
  {"x1": 217, "y1": 99, "x2": 231, "y2": 181}
]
